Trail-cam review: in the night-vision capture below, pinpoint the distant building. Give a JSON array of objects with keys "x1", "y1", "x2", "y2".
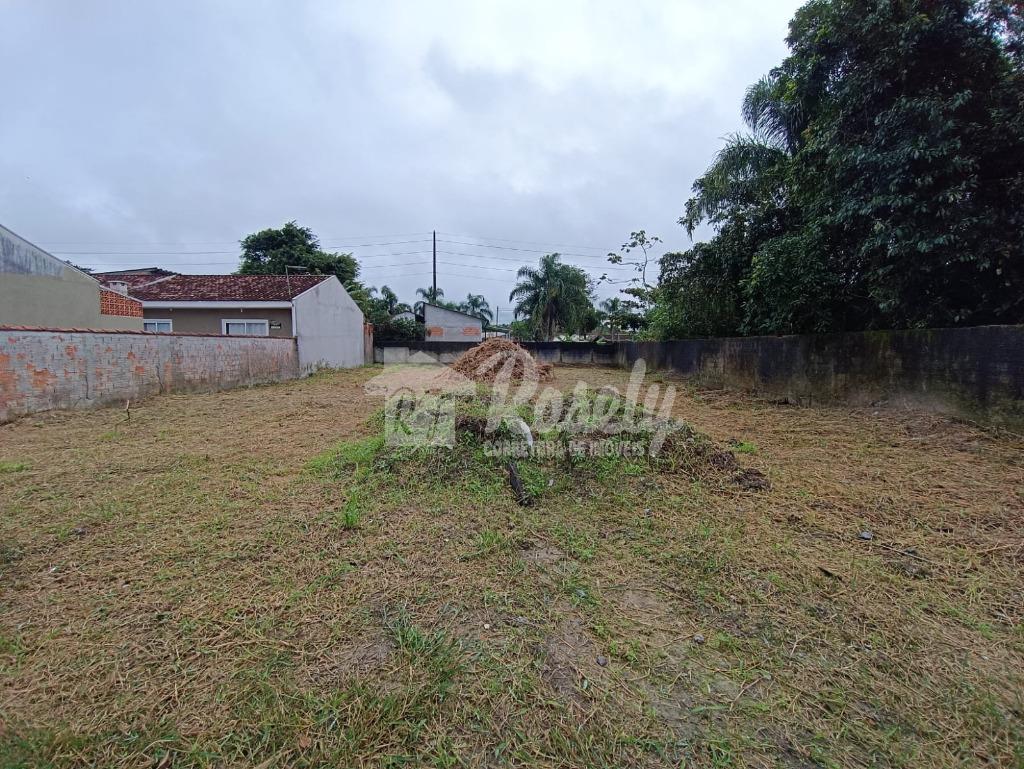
[
  {"x1": 0, "y1": 224, "x2": 143, "y2": 330},
  {"x1": 419, "y1": 303, "x2": 483, "y2": 343},
  {"x1": 93, "y1": 271, "x2": 365, "y2": 369},
  {"x1": 391, "y1": 310, "x2": 416, "y2": 322}
]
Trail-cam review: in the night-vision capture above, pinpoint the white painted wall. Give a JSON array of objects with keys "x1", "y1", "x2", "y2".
[
  {"x1": 423, "y1": 304, "x2": 483, "y2": 342},
  {"x1": 292, "y1": 276, "x2": 365, "y2": 370}
]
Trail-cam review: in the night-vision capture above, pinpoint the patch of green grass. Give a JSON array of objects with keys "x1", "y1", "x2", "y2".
[
  {"x1": 0, "y1": 461, "x2": 28, "y2": 473},
  {"x1": 0, "y1": 633, "x2": 28, "y2": 675},
  {"x1": 308, "y1": 434, "x2": 385, "y2": 478},
  {"x1": 467, "y1": 528, "x2": 510, "y2": 559},
  {"x1": 561, "y1": 568, "x2": 598, "y2": 609},
  {"x1": 733, "y1": 440, "x2": 758, "y2": 454},
  {"x1": 340, "y1": 507, "x2": 361, "y2": 530},
  {"x1": 0, "y1": 541, "x2": 23, "y2": 567},
  {"x1": 337, "y1": 493, "x2": 363, "y2": 530},
  {"x1": 553, "y1": 523, "x2": 596, "y2": 562}
]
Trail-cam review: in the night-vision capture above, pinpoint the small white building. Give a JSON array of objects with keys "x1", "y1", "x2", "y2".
[{"x1": 421, "y1": 303, "x2": 483, "y2": 343}]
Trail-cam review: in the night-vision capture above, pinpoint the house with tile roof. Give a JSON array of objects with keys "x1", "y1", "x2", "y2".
[{"x1": 93, "y1": 270, "x2": 365, "y2": 369}]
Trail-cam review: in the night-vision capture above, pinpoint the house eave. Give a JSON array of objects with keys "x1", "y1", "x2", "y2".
[{"x1": 140, "y1": 300, "x2": 294, "y2": 309}]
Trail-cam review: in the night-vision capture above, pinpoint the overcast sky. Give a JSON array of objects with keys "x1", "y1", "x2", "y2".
[{"x1": 1, "y1": 0, "x2": 800, "y2": 323}]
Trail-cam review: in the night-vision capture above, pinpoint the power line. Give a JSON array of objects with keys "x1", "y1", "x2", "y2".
[
  {"x1": 357, "y1": 260, "x2": 430, "y2": 270},
  {"x1": 427, "y1": 271, "x2": 513, "y2": 284},
  {"x1": 437, "y1": 239, "x2": 613, "y2": 259},
  {"x1": 438, "y1": 248, "x2": 633, "y2": 271},
  {"x1": 361, "y1": 255, "x2": 631, "y2": 278},
  {"x1": 38, "y1": 232, "x2": 432, "y2": 247},
  {"x1": 71, "y1": 252, "x2": 432, "y2": 268},
  {"x1": 51, "y1": 241, "x2": 433, "y2": 256},
  {"x1": 436, "y1": 231, "x2": 609, "y2": 252},
  {"x1": 54, "y1": 249, "x2": 238, "y2": 255},
  {"x1": 438, "y1": 260, "x2": 518, "y2": 273}
]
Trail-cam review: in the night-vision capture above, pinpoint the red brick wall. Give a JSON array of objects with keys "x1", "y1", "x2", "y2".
[{"x1": 100, "y1": 289, "x2": 143, "y2": 318}]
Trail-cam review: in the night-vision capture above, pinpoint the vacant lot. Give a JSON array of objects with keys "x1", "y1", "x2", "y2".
[{"x1": 1, "y1": 366, "x2": 1022, "y2": 768}]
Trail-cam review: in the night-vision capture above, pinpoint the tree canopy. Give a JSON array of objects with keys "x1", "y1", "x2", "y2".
[
  {"x1": 651, "y1": 0, "x2": 1024, "y2": 338},
  {"x1": 510, "y1": 253, "x2": 596, "y2": 340},
  {"x1": 238, "y1": 221, "x2": 360, "y2": 288}
]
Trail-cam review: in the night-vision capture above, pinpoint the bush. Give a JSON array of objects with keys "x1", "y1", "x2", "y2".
[{"x1": 375, "y1": 318, "x2": 424, "y2": 342}]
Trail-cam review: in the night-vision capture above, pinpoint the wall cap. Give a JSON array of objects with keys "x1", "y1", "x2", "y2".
[{"x1": 0, "y1": 325, "x2": 296, "y2": 340}]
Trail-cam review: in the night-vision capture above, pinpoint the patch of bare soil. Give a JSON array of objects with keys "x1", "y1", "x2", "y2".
[
  {"x1": 519, "y1": 541, "x2": 565, "y2": 567},
  {"x1": 538, "y1": 615, "x2": 602, "y2": 707}
]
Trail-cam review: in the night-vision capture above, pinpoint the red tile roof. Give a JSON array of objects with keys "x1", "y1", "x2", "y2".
[
  {"x1": 123, "y1": 274, "x2": 333, "y2": 302},
  {"x1": 94, "y1": 273, "x2": 176, "y2": 290}
]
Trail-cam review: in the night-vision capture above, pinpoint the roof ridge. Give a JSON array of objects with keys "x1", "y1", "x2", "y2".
[{"x1": 126, "y1": 273, "x2": 335, "y2": 302}]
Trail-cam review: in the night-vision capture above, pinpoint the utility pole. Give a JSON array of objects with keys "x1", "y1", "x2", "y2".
[{"x1": 432, "y1": 229, "x2": 437, "y2": 300}]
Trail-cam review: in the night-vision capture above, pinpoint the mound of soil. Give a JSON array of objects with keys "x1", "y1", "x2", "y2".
[{"x1": 451, "y1": 338, "x2": 553, "y2": 383}]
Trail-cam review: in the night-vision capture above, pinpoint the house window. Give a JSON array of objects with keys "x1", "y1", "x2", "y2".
[
  {"x1": 143, "y1": 320, "x2": 173, "y2": 333},
  {"x1": 221, "y1": 319, "x2": 269, "y2": 336}
]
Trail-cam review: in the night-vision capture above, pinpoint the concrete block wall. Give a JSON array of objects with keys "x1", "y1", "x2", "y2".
[
  {"x1": 373, "y1": 341, "x2": 616, "y2": 366},
  {"x1": 616, "y1": 325, "x2": 1024, "y2": 429},
  {"x1": 0, "y1": 328, "x2": 299, "y2": 422},
  {"x1": 373, "y1": 329, "x2": 1024, "y2": 428}
]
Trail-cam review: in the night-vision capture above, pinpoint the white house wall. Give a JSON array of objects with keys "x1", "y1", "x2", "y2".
[{"x1": 292, "y1": 276, "x2": 364, "y2": 370}]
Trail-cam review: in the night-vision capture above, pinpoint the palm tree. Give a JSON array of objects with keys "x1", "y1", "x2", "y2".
[
  {"x1": 379, "y1": 285, "x2": 411, "y2": 315},
  {"x1": 681, "y1": 70, "x2": 808, "y2": 235},
  {"x1": 459, "y1": 293, "x2": 493, "y2": 324},
  {"x1": 599, "y1": 297, "x2": 623, "y2": 331},
  {"x1": 509, "y1": 254, "x2": 594, "y2": 341},
  {"x1": 416, "y1": 286, "x2": 444, "y2": 302},
  {"x1": 414, "y1": 286, "x2": 444, "y2": 313}
]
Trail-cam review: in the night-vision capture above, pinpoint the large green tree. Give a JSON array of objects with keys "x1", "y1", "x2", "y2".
[
  {"x1": 655, "y1": 0, "x2": 1024, "y2": 338},
  {"x1": 785, "y1": 0, "x2": 1024, "y2": 329},
  {"x1": 238, "y1": 221, "x2": 360, "y2": 287},
  {"x1": 510, "y1": 253, "x2": 595, "y2": 340}
]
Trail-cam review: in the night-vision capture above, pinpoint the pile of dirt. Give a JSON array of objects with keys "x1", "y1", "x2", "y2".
[{"x1": 450, "y1": 338, "x2": 553, "y2": 383}]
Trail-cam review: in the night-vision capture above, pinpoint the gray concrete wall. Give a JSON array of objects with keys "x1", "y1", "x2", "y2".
[
  {"x1": 0, "y1": 328, "x2": 299, "y2": 422},
  {"x1": 423, "y1": 305, "x2": 482, "y2": 342},
  {"x1": 375, "y1": 341, "x2": 477, "y2": 364},
  {"x1": 142, "y1": 307, "x2": 293, "y2": 336},
  {"x1": 373, "y1": 341, "x2": 615, "y2": 366},
  {"x1": 292, "y1": 276, "x2": 365, "y2": 369},
  {"x1": 0, "y1": 224, "x2": 140, "y2": 330},
  {"x1": 616, "y1": 326, "x2": 1024, "y2": 429},
  {"x1": 375, "y1": 330, "x2": 1024, "y2": 428},
  {"x1": 520, "y1": 342, "x2": 616, "y2": 366}
]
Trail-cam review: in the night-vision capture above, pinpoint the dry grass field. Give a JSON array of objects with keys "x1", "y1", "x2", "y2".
[{"x1": 1, "y1": 365, "x2": 1022, "y2": 768}]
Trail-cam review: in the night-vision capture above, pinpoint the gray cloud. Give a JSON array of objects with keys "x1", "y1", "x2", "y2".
[{"x1": 0, "y1": 0, "x2": 799, "y2": 321}]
